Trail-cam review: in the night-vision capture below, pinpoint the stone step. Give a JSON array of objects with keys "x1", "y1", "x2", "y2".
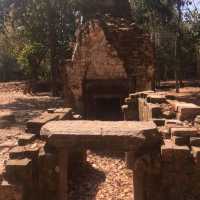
[
  {"x1": 9, "y1": 145, "x2": 39, "y2": 160},
  {"x1": 5, "y1": 158, "x2": 32, "y2": 183},
  {"x1": 18, "y1": 134, "x2": 36, "y2": 146},
  {"x1": 26, "y1": 110, "x2": 72, "y2": 135}
]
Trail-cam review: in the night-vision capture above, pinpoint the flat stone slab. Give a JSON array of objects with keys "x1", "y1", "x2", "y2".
[
  {"x1": 27, "y1": 110, "x2": 72, "y2": 135},
  {"x1": 41, "y1": 121, "x2": 160, "y2": 150}
]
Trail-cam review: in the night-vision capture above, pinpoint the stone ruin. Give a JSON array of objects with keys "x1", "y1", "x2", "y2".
[
  {"x1": 2, "y1": 90, "x2": 200, "y2": 200},
  {"x1": 2, "y1": 1, "x2": 200, "y2": 200},
  {"x1": 64, "y1": 0, "x2": 155, "y2": 119}
]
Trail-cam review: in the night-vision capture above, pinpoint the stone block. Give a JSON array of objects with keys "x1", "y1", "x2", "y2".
[
  {"x1": 27, "y1": 111, "x2": 71, "y2": 135},
  {"x1": 176, "y1": 103, "x2": 200, "y2": 121},
  {"x1": 190, "y1": 137, "x2": 200, "y2": 147},
  {"x1": 162, "y1": 110, "x2": 176, "y2": 119},
  {"x1": 165, "y1": 119, "x2": 183, "y2": 128},
  {"x1": 139, "y1": 91, "x2": 154, "y2": 98},
  {"x1": 166, "y1": 95, "x2": 176, "y2": 100},
  {"x1": 161, "y1": 140, "x2": 174, "y2": 162},
  {"x1": 171, "y1": 127, "x2": 198, "y2": 137},
  {"x1": 9, "y1": 145, "x2": 39, "y2": 159},
  {"x1": 153, "y1": 118, "x2": 165, "y2": 126},
  {"x1": 172, "y1": 136, "x2": 189, "y2": 146},
  {"x1": 147, "y1": 94, "x2": 166, "y2": 104},
  {"x1": 0, "y1": 112, "x2": 15, "y2": 122},
  {"x1": 125, "y1": 97, "x2": 132, "y2": 104},
  {"x1": 173, "y1": 145, "x2": 191, "y2": 163},
  {"x1": 18, "y1": 134, "x2": 36, "y2": 146},
  {"x1": 158, "y1": 127, "x2": 170, "y2": 139},
  {"x1": 54, "y1": 108, "x2": 73, "y2": 119},
  {"x1": 5, "y1": 158, "x2": 32, "y2": 183},
  {"x1": 147, "y1": 103, "x2": 162, "y2": 119}
]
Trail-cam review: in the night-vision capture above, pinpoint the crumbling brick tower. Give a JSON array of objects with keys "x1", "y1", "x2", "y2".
[{"x1": 64, "y1": 0, "x2": 155, "y2": 119}]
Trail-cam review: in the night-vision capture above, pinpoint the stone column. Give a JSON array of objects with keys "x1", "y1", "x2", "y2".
[
  {"x1": 125, "y1": 151, "x2": 135, "y2": 169},
  {"x1": 58, "y1": 148, "x2": 69, "y2": 200},
  {"x1": 133, "y1": 158, "x2": 146, "y2": 200}
]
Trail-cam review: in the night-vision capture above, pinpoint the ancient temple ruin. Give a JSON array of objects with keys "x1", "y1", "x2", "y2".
[{"x1": 64, "y1": 0, "x2": 155, "y2": 120}]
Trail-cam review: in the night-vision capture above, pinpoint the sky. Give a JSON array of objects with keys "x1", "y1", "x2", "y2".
[{"x1": 189, "y1": 0, "x2": 200, "y2": 11}]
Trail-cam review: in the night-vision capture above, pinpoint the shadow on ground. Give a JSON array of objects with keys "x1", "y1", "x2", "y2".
[
  {"x1": 69, "y1": 162, "x2": 106, "y2": 200},
  {"x1": 0, "y1": 96, "x2": 64, "y2": 128}
]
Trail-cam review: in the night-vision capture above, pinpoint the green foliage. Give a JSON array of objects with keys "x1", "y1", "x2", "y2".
[
  {"x1": 0, "y1": 0, "x2": 76, "y2": 82},
  {"x1": 17, "y1": 42, "x2": 49, "y2": 79}
]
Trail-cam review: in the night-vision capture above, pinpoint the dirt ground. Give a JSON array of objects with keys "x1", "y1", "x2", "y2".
[{"x1": 0, "y1": 82, "x2": 133, "y2": 200}]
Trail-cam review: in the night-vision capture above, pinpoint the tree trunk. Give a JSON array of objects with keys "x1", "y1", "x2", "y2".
[{"x1": 48, "y1": 2, "x2": 60, "y2": 97}]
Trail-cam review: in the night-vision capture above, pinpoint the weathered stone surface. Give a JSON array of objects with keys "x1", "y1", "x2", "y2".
[
  {"x1": 65, "y1": 13, "x2": 155, "y2": 113},
  {"x1": 171, "y1": 127, "x2": 198, "y2": 137},
  {"x1": 172, "y1": 136, "x2": 189, "y2": 146},
  {"x1": 161, "y1": 140, "x2": 174, "y2": 162},
  {"x1": 165, "y1": 119, "x2": 183, "y2": 128},
  {"x1": 0, "y1": 180, "x2": 22, "y2": 200},
  {"x1": 158, "y1": 127, "x2": 170, "y2": 139},
  {"x1": 5, "y1": 158, "x2": 32, "y2": 183},
  {"x1": 173, "y1": 145, "x2": 191, "y2": 163},
  {"x1": 153, "y1": 118, "x2": 165, "y2": 126},
  {"x1": 147, "y1": 94, "x2": 166, "y2": 104},
  {"x1": 191, "y1": 146, "x2": 200, "y2": 166},
  {"x1": 176, "y1": 103, "x2": 200, "y2": 121},
  {"x1": 147, "y1": 103, "x2": 162, "y2": 119},
  {"x1": 18, "y1": 134, "x2": 36, "y2": 146},
  {"x1": 9, "y1": 145, "x2": 39, "y2": 159},
  {"x1": 27, "y1": 110, "x2": 72, "y2": 135},
  {"x1": 190, "y1": 137, "x2": 200, "y2": 147},
  {"x1": 0, "y1": 113, "x2": 15, "y2": 121},
  {"x1": 41, "y1": 121, "x2": 160, "y2": 151}
]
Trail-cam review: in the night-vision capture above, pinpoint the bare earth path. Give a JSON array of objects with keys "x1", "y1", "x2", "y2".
[{"x1": 0, "y1": 82, "x2": 133, "y2": 200}]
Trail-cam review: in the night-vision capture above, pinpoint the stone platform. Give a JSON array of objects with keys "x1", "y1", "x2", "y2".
[
  {"x1": 41, "y1": 120, "x2": 161, "y2": 200},
  {"x1": 41, "y1": 120, "x2": 160, "y2": 150}
]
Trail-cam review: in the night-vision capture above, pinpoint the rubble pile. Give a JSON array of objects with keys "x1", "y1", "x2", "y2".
[{"x1": 122, "y1": 91, "x2": 200, "y2": 199}]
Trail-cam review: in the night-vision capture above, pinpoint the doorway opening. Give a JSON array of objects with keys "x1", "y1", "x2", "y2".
[{"x1": 94, "y1": 97, "x2": 122, "y2": 121}]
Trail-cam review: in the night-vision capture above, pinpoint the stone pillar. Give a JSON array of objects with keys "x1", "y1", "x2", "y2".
[
  {"x1": 125, "y1": 151, "x2": 135, "y2": 169},
  {"x1": 133, "y1": 158, "x2": 146, "y2": 200},
  {"x1": 58, "y1": 148, "x2": 69, "y2": 200}
]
